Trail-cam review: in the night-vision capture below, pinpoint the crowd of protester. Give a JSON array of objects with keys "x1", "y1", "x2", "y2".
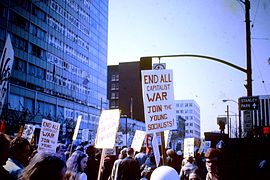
[{"x1": 1, "y1": 132, "x2": 270, "y2": 180}]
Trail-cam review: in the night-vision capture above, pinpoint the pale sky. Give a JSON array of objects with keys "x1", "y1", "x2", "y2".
[{"x1": 107, "y1": 0, "x2": 270, "y2": 136}]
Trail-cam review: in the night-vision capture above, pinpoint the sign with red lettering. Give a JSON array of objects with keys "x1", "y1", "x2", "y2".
[
  {"x1": 141, "y1": 70, "x2": 177, "y2": 133},
  {"x1": 38, "y1": 119, "x2": 60, "y2": 153}
]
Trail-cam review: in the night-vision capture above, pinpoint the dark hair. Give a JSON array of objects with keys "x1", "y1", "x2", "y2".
[
  {"x1": 0, "y1": 133, "x2": 10, "y2": 166},
  {"x1": 0, "y1": 132, "x2": 10, "y2": 152},
  {"x1": 205, "y1": 148, "x2": 221, "y2": 159},
  {"x1": 20, "y1": 152, "x2": 66, "y2": 180},
  {"x1": 9, "y1": 136, "x2": 30, "y2": 156},
  {"x1": 127, "y1": 147, "x2": 135, "y2": 156}
]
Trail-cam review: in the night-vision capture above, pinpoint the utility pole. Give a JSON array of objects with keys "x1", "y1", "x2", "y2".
[{"x1": 244, "y1": 0, "x2": 252, "y2": 96}]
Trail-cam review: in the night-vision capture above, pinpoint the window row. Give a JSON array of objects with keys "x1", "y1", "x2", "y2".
[
  {"x1": 48, "y1": 33, "x2": 89, "y2": 64},
  {"x1": 46, "y1": 71, "x2": 88, "y2": 94},
  {"x1": 176, "y1": 109, "x2": 194, "y2": 114},
  {"x1": 110, "y1": 83, "x2": 119, "y2": 90},
  {"x1": 111, "y1": 74, "x2": 119, "y2": 81},
  {"x1": 64, "y1": 107, "x2": 99, "y2": 125},
  {"x1": 176, "y1": 103, "x2": 193, "y2": 107},
  {"x1": 111, "y1": 92, "x2": 119, "y2": 99},
  {"x1": 47, "y1": 15, "x2": 90, "y2": 51},
  {"x1": 30, "y1": 23, "x2": 46, "y2": 40}
]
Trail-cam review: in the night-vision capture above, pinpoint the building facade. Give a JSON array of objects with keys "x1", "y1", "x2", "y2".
[
  {"x1": 108, "y1": 62, "x2": 145, "y2": 122},
  {"x1": 0, "y1": 0, "x2": 108, "y2": 141},
  {"x1": 175, "y1": 99, "x2": 201, "y2": 139}
]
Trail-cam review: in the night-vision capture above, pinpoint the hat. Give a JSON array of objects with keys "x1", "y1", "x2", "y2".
[
  {"x1": 176, "y1": 150, "x2": 182, "y2": 156},
  {"x1": 204, "y1": 148, "x2": 221, "y2": 159}
]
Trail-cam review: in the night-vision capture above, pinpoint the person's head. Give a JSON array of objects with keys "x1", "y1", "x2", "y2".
[
  {"x1": 56, "y1": 143, "x2": 67, "y2": 161},
  {"x1": 9, "y1": 136, "x2": 31, "y2": 166},
  {"x1": 20, "y1": 152, "x2": 66, "y2": 180},
  {"x1": 166, "y1": 149, "x2": 176, "y2": 158},
  {"x1": 127, "y1": 147, "x2": 135, "y2": 157},
  {"x1": 204, "y1": 148, "x2": 222, "y2": 174},
  {"x1": 119, "y1": 148, "x2": 127, "y2": 159},
  {"x1": 0, "y1": 132, "x2": 10, "y2": 166},
  {"x1": 66, "y1": 150, "x2": 88, "y2": 173},
  {"x1": 84, "y1": 144, "x2": 95, "y2": 157},
  {"x1": 75, "y1": 145, "x2": 84, "y2": 152}
]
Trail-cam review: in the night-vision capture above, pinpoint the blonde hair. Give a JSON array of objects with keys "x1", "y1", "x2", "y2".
[{"x1": 66, "y1": 151, "x2": 88, "y2": 180}]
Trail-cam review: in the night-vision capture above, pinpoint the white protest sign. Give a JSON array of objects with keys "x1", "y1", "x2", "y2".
[
  {"x1": 72, "y1": 115, "x2": 82, "y2": 141},
  {"x1": 82, "y1": 129, "x2": 89, "y2": 142},
  {"x1": 38, "y1": 119, "x2": 60, "y2": 153},
  {"x1": 95, "y1": 109, "x2": 120, "y2": 149},
  {"x1": 141, "y1": 69, "x2": 177, "y2": 133},
  {"x1": 22, "y1": 124, "x2": 35, "y2": 143},
  {"x1": 164, "y1": 130, "x2": 172, "y2": 148},
  {"x1": 184, "y1": 138, "x2": 194, "y2": 158},
  {"x1": 131, "y1": 130, "x2": 146, "y2": 152},
  {"x1": 152, "y1": 133, "x2": 161, "y2": 167},
  {"x1": 0, "y1": 34, "x2": 14, "y2": 115}
]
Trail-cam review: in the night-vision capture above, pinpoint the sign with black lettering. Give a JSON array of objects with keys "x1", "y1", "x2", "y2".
[
  {"x1": 141, "y1": 69, "x2": 177, "y2": 133},
  {"x1": 239, "y1": 96, "x2": 259, "y2": 110}
]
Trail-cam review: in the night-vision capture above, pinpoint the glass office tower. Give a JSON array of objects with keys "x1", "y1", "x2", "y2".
[{"x1": 0, "y1": 0, "x2": 108, "y2": 141}]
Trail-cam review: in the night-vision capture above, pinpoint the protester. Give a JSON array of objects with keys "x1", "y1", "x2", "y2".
[
  {"x1": 141, "y1": 152, "x2": 157, "y2": 180},
  {"x1": 56, "y1": 143, "x2": 67, "y2": 162},
  {"x1": 4, "y1": 136, "x2": 31, "y2": 179},
  {"x1": 204, "y1": 148, "x2": 223, "y2": 180},
  {"x1": 0, "y1": 133, "x2": 14, "y2": 180},
  {"x1": 117, "y1": 147, "x2": 141, "y2": 180},
  {"x1": 166, "y1": 149, "x2": 182, "y2": 173},
  {"x1": 66, "y1": 150, "x2": 88, "y2": 180},
  {"x1": 135, "y1": 147, "x2": 147, "y2": 168},
  {"x1": 179, "y1": 156, "x2": 198, "y2": 180},
  {"x1": 109, "y1": 148, "x2": 127, "y2": 180},
  {"x1": 84, "y1": 144, "x2": 99, "y2": 180},
  {"x1": 19, "y1": 152, "x2": 66, "y2": 180}
]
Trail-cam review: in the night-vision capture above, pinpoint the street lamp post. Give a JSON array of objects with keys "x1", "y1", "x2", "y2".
[{"x1": 222, "y1": 99, "x2": 241, "y2": 138}]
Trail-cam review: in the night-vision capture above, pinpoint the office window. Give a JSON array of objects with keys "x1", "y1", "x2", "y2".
[
  {"x1": 10, "y1": 11, "x2": 28, "y2": 31},
  {"x1": 11, "y1": 34, "x2": 28, "y2": 52},
  {"x1": 24, "y1": 98, "x2": 34, "y2": 114},
  {"x1": 30, "y1": 23, "x2": 46, "y2": 40},
  {"x1": 14, "y1": 58, "x2": 26, "y2": 72},
  {"x1": 32, "y1": 4, "x2": 46, "y2": 21},
  {"x1": 29, "y1": 43, "x2": 46, "y2": 60},
  {"x1": 28, "y1": 64, "x2": 45, "y2": 79},
  {"x1": 9, "y1": 94, "x2": 24, "y2": 111}
]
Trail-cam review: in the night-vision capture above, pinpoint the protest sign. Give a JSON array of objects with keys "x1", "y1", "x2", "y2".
[
  {"x1": 152, "y1": 133, "x2": 161, "y2": 167},
  {"x1": 131, "y1": 130, "x2": 145, "y2": 152},
  {"x1": 183, "y1": 138, "x2": 195, "y2": 158},
  {"x1": 141, "y1": 69, "x2": 177, "y2": 133},
  {"x1": 22, "y1": 124, "x2": 35, "y2": 143},
  {"x1": 38, "y1": 119, "x2": 60, "y2": 153},
  {"x1": 164, "y1": 130, "x2": 172, "y2": 148},
  {"x1": 115, "y1": 132, "x2": 125, "y2": 147},
  {"x1": 0, "y1": 34, "x2": 14, "y2": 115},
  {"x1": 72, "y1": 115, "x2": 82, "y2": 141},
  {"x1": 82, "y1": 129, "x2": 89, "y2": 142},
  {"x1": 95, "y1": 109, "x2": 120, "y2": 149}
]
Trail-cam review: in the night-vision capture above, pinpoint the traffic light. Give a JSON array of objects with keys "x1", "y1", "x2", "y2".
[
  {"x1": 140, "y1": 57, "x2": 152, "y2": 70},
  {"x1": 139, "y1": 57, "x2": 152, "y2": 81}
]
